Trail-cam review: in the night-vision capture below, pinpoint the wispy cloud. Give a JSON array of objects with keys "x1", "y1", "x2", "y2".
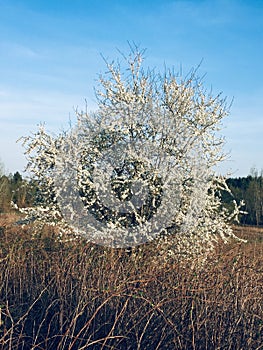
[{"x1": 1, "y1": 42, "x2": 41, "y2": 59}]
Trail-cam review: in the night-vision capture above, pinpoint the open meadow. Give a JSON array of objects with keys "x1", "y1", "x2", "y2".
[{"x1": 0, "y1": 213, "x2": 262, "y2": 349}]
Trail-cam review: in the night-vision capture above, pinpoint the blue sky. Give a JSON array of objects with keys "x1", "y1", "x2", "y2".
[{"x1": 0, "y1": 0, "x2": 263, "y2": 177}]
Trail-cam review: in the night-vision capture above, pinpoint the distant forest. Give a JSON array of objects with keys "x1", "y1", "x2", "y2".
[
  {"x1": 0, "y1": 171, "x2": 38, "y2": 212},
  {"x1": 1, "y1": 170, "x2": 263, "y2": 226},
  {"x1": 225, "y1": 170, "x2": 263, "y2": 226}
]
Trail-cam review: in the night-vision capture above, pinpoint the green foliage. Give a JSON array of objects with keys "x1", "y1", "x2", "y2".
[
  {"x1": 226, "y1": 170, "x2": 263, "y2": 226},
  {"x1": 0, "y1": 172, "x2": 36, "y2": 213}
]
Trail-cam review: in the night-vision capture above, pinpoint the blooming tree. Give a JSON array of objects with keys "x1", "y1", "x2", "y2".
[{"x1": 21, "y1": 46, "x2": 244, "y2": 256}]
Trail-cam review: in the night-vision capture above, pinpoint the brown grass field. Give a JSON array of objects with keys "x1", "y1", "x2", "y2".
[{"x1": 0, "y1": 213, "x2": 262, "y2": 349}]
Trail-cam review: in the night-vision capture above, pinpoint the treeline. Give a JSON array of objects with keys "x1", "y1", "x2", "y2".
[
  {"x1": 226, "y1": 171, "x2": 263, "y2": 226},
  {"x1": 0, "y1": 171, "x2": 37, "y2": 213},
  {"x1": 1, "y1": 171, "x2": 263, "y2": 226}
]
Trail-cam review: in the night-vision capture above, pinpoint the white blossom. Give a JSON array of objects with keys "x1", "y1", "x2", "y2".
[{"x1": 20, "y1": 46, "x2": 244, "y2": 256}]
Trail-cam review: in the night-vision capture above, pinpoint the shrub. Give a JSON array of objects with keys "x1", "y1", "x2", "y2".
[{"x1": 20, "y1": 45, "x2": 243, "y2": 258}]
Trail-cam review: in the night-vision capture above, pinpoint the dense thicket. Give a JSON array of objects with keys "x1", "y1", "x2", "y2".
[{"x1": 0, "y1": 218, "x2": 262, "y2": 349}]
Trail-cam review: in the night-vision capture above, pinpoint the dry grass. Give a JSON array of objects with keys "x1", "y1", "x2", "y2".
[{"x1": 0, "y1": 215, "x2": 262, "y2": 349}]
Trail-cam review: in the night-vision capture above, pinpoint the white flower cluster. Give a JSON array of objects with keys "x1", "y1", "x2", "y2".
[{"x1": 20, "y1": 46, "x2": 243, "y2": 255}]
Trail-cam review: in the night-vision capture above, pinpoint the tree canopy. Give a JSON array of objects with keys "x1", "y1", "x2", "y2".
[{"x1": 20, "y1": 46, "x2": 243, "y2": 258}]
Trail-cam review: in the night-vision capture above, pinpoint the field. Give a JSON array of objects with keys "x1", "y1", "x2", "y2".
[{"x1": 0, "y1": 213, "x2": 262, "y2": 349}]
